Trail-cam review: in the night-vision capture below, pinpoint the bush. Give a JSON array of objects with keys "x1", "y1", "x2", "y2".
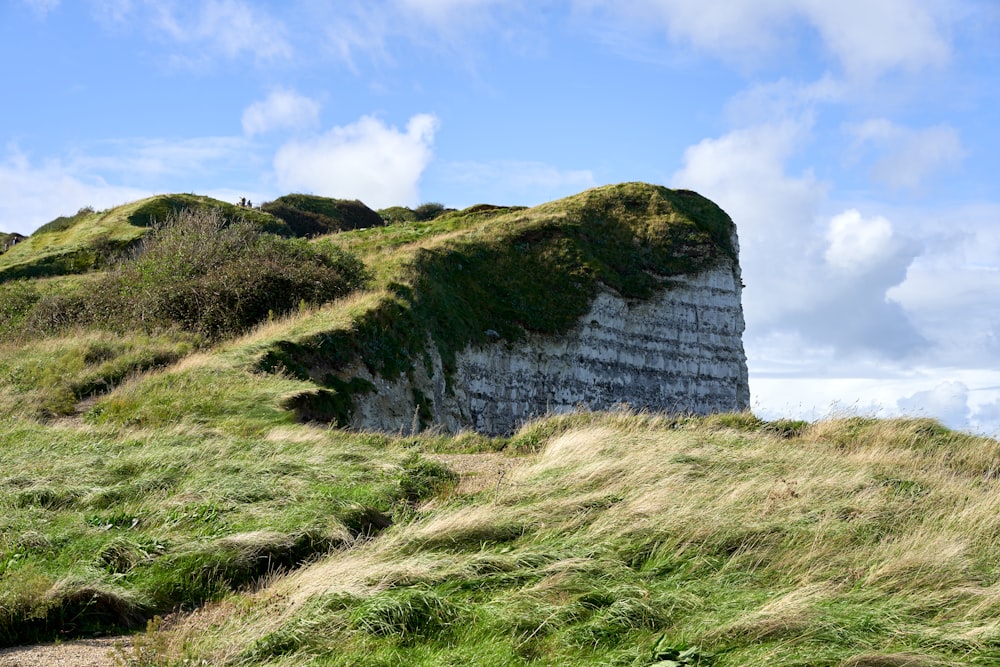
[
  {"x1": 88, "y1": 208, "x2": 369, "y2": 338},
  {"x1": 261, "y1": 195, "x2": 384, "y2": 237},
  {"x1": 413, "y1": 202, "x2": 446, "y2": 221}
]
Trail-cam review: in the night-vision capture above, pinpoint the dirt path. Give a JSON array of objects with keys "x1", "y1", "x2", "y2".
[
  {"x1": 0, "y1": 637, "x2": 131, "y2": 667},
  {"x1": 428, "y1": 452, "x2": 516, "y2": 496}
]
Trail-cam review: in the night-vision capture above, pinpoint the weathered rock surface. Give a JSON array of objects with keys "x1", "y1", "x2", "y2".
[{"x1": 348, "y1": 248, "x2": 749, "y2": 436}]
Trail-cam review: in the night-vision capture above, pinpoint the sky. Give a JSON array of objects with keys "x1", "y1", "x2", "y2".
[{"x1": 2, "y1": 0, "x2": 1000, "y2": 434}]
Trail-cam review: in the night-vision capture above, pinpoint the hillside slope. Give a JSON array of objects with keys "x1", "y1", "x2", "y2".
[{"x1": 2, "y1": 184, "x2": 993, "y2": 665}]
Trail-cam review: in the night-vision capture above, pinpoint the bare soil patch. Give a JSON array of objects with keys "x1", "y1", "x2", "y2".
[{"x1": 0, "y1": 637, "x2": 131, "y2": 667}]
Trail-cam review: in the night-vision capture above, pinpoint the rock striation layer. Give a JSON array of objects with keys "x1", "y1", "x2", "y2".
[{"x1": 348, "y1": 242, "x2": 749, "y2": 436}]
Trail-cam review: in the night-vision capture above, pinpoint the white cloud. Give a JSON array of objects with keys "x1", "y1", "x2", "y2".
[
  {"x1": 825, "y1": 209, "x2": 896, "y2": 274},
  {"x1": 671, "y1": 120, "x2": 826, "y2": 324},
  {"x1": 273, "y1": 114, "x2": 438, "y2": 209},
  {"x1": 848, "y1": 119, "x2": 965, "y2": 190},
  {"x1": 322, "y1": 0, "x2": 531, "y2": 68},
  {"x1": 0, "y1": 148, "x2": 150, "y2": 234},
  {"x1": 153, "y1": 0, "x2": 292, "y2": 64},
  {"x1": 73, "y1": 137, "x2": 252, "y2": 178},
  {"x1": 573, "y1": 0, "x2": 952, "y2": 79},
  {"x1": 0, "y1": 136, "x2": 265, "y2": 234},
  {"x1": 885, "y1": 203, "x2": 1000, "y2": 369},
  {"x1": 798, "y1": 0, "x2": 951, "y2": 78},
  {"x1": 242, "y1": 89, "x2": 321, "y2": 136},
  {"x1": 672, "y1": 120, "x2": 925, "y2": 360},
  {"x1": 897, "y1": 381, "x2": 971, "y2": 428}
]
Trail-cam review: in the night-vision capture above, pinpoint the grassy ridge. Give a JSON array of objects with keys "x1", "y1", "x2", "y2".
[
  {"x1": 0, "y1": 195, "x2": 286, "y2": 284},
  {"x1": 0, "y1": 412, "x2": 458, "y2": 647}
]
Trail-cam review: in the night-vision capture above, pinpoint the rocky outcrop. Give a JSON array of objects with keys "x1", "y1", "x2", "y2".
[{"x1": 347, "y1": 247, "x2": 748, "y2": 436}]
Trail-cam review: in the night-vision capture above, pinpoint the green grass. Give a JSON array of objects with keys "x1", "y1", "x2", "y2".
[
  {"x1": 0, "y1": 418, "x2": 456, "y2": 646},
  {"x1": 0, "y1": 194, "x2": 287, "y2": 284},
  {"x1": 112, "y1": 413, "x2": 1000, "y2": 666},
  {"x1": 0, "y1": 328, "x2": 202, "y2": 418},
  {"x1": 4, "y1": 183, "x2": 995, "y2": 665}
]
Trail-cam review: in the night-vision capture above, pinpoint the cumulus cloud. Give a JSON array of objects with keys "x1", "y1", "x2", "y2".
[
  {"x1": 848, "y1": 119, "x2": 965, "y2": 190},
  {"x1": 825, "y1": 209, "x2": 896, "y2": 274},
  {"x1": 574, "y1": 0, "x2": 952, "y2": 79},
  {"x1": 671, "y1": 120, "x2": 825, "y2": 324},
  {"x1": 886, "y1": 203, "x2": 1000, "y2": 369},
  {"x1": 242, "y1": 89, "x2": 321, "y2": 136},
  {"x1": 672, "y1": 120, "x2": 924, "y2": 359},
  {"x1": 273, "y1": 114, "x2": 438, "y2": 209}
]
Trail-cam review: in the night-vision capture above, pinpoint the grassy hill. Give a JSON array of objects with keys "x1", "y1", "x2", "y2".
[
  {"x1": 0, "y1": 195, "x2": 287, "y2": 284},
  {"x1": 0, "y1": 184, "x2": 997, "y2": 665}
]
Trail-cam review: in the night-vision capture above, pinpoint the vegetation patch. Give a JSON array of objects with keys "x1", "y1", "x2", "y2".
[
  {"x1": 1, "y1": 195, "x2": 288, "y2": 284},
  {"x1": 116, "y1": 413, "x2": 997, "y2": 666},
  {"x1": 0, "y1": 415, "x2": 454, "y2": 646},
  {"x1": 262, "y1": 194, "x2": 385, "y2": 237},
  {"x1": 3, "y1": 208, "x2": 369, "y2": 342}
]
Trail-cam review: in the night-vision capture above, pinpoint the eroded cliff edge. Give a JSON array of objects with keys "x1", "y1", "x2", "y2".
[
  {"x1": 268, "y1": 182, "x2": 750, "y2": 436},
  {"x1": 349, "y1": 260, "x2": 748, "y2": 435}
]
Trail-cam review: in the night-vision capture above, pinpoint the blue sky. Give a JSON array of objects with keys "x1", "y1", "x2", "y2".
[{"x1": 3, "y1": 0, "x2": 1000, "y2": 433}]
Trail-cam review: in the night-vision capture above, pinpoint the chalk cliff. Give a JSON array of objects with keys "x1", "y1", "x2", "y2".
[
  {"x1": 273, "y1": 183, "x2": 750, "y2": 435},
  {"x1": 349, "y1": 263, "x2": 748, "y2": 435}
]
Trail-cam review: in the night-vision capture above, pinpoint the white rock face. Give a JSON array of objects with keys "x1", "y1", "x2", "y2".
[{"x1": 348, "y1": 255, "x2": 749, "y2": 436}]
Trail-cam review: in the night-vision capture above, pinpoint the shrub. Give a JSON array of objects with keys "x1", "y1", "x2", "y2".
[
  {"x1": 261, "y1": 195, "x2": 384, "y2": 237},
  {"x1": 413, "y1": 202, "x2": 446, "y2": 221},
  {"x1": 88, "y1": 208, "x2": 369, "y2": 339},
  {"x1": 377, "y1": 206, "x2": 417, "y2": 224}
]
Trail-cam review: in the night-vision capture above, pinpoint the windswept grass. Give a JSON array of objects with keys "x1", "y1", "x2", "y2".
[
  {"x1": 5, "y1": 184, "x2": 992, "y2": 665},
  {"x1": 124, "y1": 413, "x2": 1000, "y2": 666},
  {"x1": 0, "y1": 329, "x2": 201, "y2": 418},
  {"x1": 0, "y1": 419, "x2": 457, "y2": 647}
]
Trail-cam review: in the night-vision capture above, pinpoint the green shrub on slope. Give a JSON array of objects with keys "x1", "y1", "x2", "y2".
[
  {"x1": 90, "y1": 208, "x2": 369, "y2": 338},
  {"x1": 9, "y1": 208, "x2": 369, "y2": 340},
  {"x1": 262, "y1": 195, "x2": 385, "y2": 237}
]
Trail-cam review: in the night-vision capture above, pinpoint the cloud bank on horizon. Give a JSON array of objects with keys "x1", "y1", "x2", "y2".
[{"x1": 3, "y1": 0, "x2": 999, "y2": 434}]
